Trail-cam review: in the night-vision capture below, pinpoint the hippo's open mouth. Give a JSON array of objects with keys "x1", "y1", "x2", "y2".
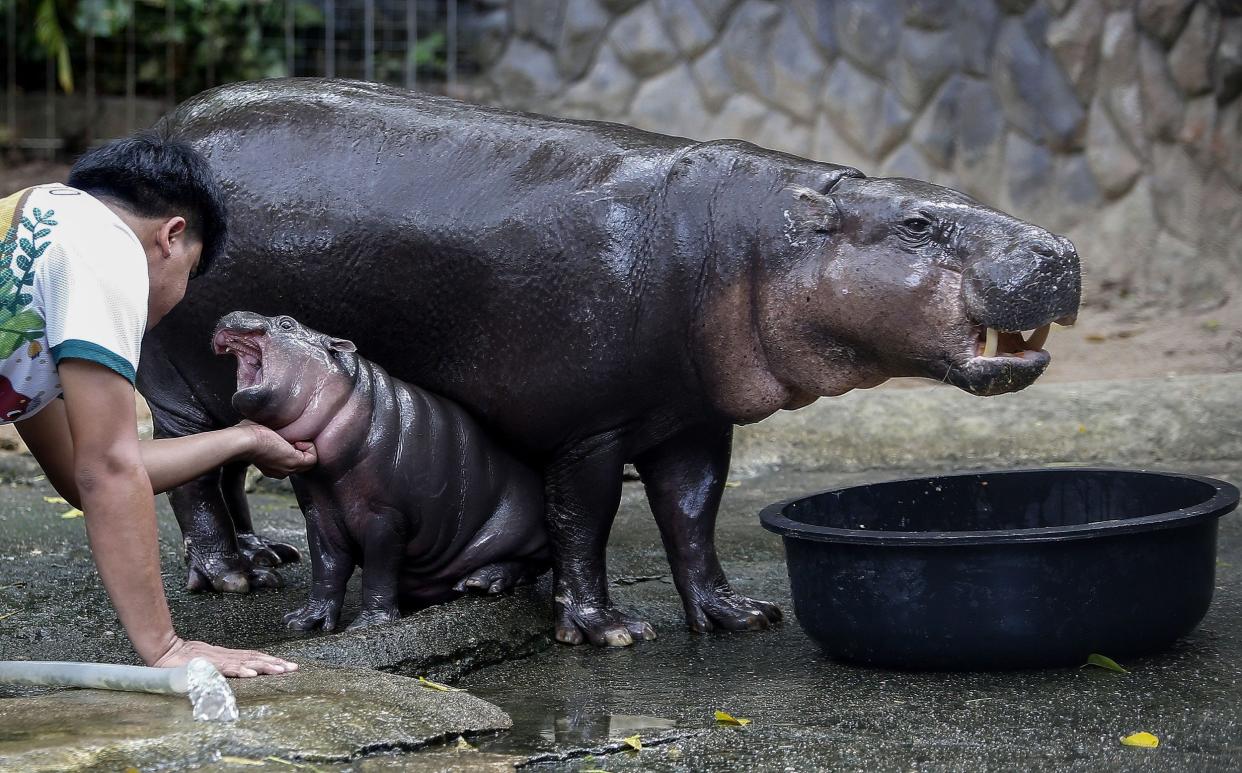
[
  {"x1": 212, "y1": 329, "x2": 266, "y2": 392},
  {"x1": 941, "y1": 317, "x2": 1074, "y2": 396}
]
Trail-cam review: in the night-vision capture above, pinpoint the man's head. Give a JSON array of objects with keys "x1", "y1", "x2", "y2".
[{"x1": 67, "y1": 131, "x2": 227, "y2": 328}]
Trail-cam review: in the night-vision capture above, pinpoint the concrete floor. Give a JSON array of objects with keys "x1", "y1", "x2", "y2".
[{"x1": 0, "y1": 458, "x2": 1238, "y2": 771}]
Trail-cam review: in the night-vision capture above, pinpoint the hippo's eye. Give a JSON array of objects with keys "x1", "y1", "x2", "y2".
[
  {"x1": 902, "y1": 216, "x2": 932, "y2": 233},
  {"x1": 278, "y1": 317, "x2": 295, "y2": 330}
]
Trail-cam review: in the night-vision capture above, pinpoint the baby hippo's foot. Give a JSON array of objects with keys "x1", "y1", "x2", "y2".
[
  {"x1": 683, "y1": 580, "x2": 783, "y2": 633},
  {"x1": 346, "y1": 607, "x2": 401, "y2": 631},
  {"x1": 185, "y1": 546, "x2": 282, "y2": 594},
  {"x1": 284, "y1": 597, "x2": 342, "y2": 632},
  {"x1": 237, "y1": 531, "x2": 302, "y2": 568},
  {"x1": 453, "y1": 561, "x2": 541, "y2": 595},
  {"x1": 554, "y1": 596, "x2": 657, "y2": 648}
]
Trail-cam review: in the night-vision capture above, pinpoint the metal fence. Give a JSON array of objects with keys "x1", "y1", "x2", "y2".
[{"x1": 2, "y1": 0, "x2": 476, "y2": 156}]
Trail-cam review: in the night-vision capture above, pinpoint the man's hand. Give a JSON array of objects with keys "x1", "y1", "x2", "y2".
[
  {"x1": 152, "y1": 637, "x2": 298, "y2": 678},
  {"x1": 238, "y1": 421, "x2": 317, "y2": 478}
]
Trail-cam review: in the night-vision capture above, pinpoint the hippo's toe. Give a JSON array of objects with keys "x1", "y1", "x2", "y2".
[
  {"x1": 683, "y1": 586, "x2": 783, "y2": 634},
  {"x1": 284, "y1": 597, "x2": 342, "y2": 632},
  {"x1": 237, "y1": 532, "x2": 301, "y2": 568},
  {"x1": 553, "y1": 599, "x2": 657, "y2": 648},
  {"x1": 345, "y1": 608, "x2": 400, "y2": 631},
  {"x1": 185, "y1": 552, "x2": 284, "y2": 594},
  {"x1": 454, "y1": 561, "x2": 543, "y2": 595}
]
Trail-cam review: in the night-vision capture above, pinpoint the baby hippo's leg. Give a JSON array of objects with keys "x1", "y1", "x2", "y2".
[
  {"x1": 346, "y1": 510, "x2": 407, "y2": 631},
  {"x1": 284, "y1": 523, "x2": 352, "y2": 632},
  {"x1": 455, "y1": 559, "x2": 549, "y2": 595},
  {"x1": 450, "y1": 477, "x2": 549, "y2": 596}
]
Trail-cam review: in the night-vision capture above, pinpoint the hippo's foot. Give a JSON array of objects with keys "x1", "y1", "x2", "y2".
[
  {"x1": 683, "y1": 582, "x2": 783, "y2": 633},
  {"x1": 185, "y1": 549, "x2": 283, "y2": 594},
  {"x1": 236, "y1": 532, "x2": 302, "y2": 568},
  {"x1": 283, "y1": 597, "x2": 342, "y2": 632},
  {"x1": 453, "y1": 561, "x2": 539, "y2": 595},
  {"x1": 554, "y1": 597, "x2": 657, "y2": 647},
  {"x1": 346, "y1": 607, "x2": 401, "y2": 631}
]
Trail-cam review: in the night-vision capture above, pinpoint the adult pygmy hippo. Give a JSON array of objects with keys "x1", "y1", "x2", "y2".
[
  {"x1": 139, "y1": 79, "x2": 1080, "y2": 647},
  {"x1": 213, "y1": 311, "x2": 548, "y2": 631}
]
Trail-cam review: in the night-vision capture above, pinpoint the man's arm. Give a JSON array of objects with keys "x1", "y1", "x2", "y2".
[
  {"x1": 17, "y1": 398, "x2": 315, "y2": 509},
  {"x1": 47, "y1": 359, "x2": 296, "y2": 675}
]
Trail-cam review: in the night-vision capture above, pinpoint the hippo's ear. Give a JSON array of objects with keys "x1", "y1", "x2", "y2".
[
  {"x1": 788, "y1": 186, "x2": 842, "y2": 235},
  {"x1": 328, "y1": 339, "x2": 357, "y2": 353}
]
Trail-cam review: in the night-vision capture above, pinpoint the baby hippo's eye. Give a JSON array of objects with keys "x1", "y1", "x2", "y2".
[{"x1": 278, "y1": 317, "x2": 295, "y2": 330}]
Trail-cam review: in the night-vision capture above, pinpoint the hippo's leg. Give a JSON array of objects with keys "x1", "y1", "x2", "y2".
[
  {"x1": 345, "y1": 510, "x2": 406, "y2": 631},
  {"x1": 146, "y1": 399, "x2": 282, "y2": 593},
  {"x1": 284, "y1": 481, "x2": 354, "y2": 631},
  {"x1": 634, "y1": 423, "x2": 782, "y2": 633},
  {"x1": 454, "y1": 560, "x2": 547, "y2": 595},
  {"x1": 546, "y1": 434, "x2": 656, "y2": 647},
  {"x1": 221, "y1": 461, "x2": 302, "y2": 568}
]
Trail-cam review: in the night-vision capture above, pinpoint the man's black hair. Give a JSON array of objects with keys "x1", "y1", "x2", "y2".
[{"x1": 67, "y1": 130, "x2": 228, "y2": 277}]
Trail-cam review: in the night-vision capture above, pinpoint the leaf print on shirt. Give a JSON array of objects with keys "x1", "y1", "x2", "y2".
[{"x1": 0, "y1": 205, "x2": 52, "y2": 360}]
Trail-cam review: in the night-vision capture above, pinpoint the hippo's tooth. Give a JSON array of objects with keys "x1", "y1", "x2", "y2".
[
  {"x1": 982, "y1": 327, "x2": 999, "y2": 358},
  {"x1": 1024, "y1": 324, "x2": 1051, "y2": 350}
]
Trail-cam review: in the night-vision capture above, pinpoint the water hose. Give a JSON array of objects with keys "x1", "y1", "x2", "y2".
[{"x1": 0, "y1": 657, "x2": 238, "y2": 721}]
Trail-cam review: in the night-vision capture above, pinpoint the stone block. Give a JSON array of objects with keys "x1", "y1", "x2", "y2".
[
  {"x1": 878, "y1": 142, "x2": 936, "y2": 180},
  {"x1": 822, "y1": 59, "x2": 912, "y2": 160},
  {"x1": 1212, "y1": 97, "x2": 1242, "y2": 185},
  {"x1": 834, "y1": 0, "x2": 902, "y2": 79},
  {"x1": 654, "y1": 0, "x2": 716, "y2": 57},
  {"x1": 1046, "y1": 0, "x2": 1105, "y2": 102},
  {"x1": 512, "y1": 0, "x2": 567, "y2": 49},
  {"x1": 992, "y1": 18, "x2": 1086, "y2": 151},
  {"x1": 629, "y1": 64, "x2": 711, "y2": 139},
  {"x1": 1146, "y1": 228, "x2": 1228, "y2": 311},
  {"x1": 998, "y1": 0, "x2": 1037, "y2": 13},
  {"x1": 1046, "y1": 0, "x2": 1074, "y2": 14},
  {"x1": 708, "y1": 92, "x2": 772, "y2": 140},
  {"x1": 1136, "y1": 0, "x2": 1197, "y2": 46},
  {"x1": 1214, "y1": 17, "x2": 1242, "y2": 103},
  {"x1": 720, "y1": 1, "x2": 781, "y2": 97},
  {"x1": 910, "y1": 75, "x2": 964, "y2": 169},
  {"x1": 1085, "y1": 99, "x2": 1142, "y2": 198},
  {"x1": 558, "y1": 43, "x2": 639, "y2": 119},
  {"x1": 791, "y1": 0, "x2": 839, "y2": 56},
  {"x1": 600, "y1": 0, "x2": 644, "y2": 13},
  {"x1": 812, "y1": 111, "x2": 874, "y2": 172},
  {"x1": 690, "y1": 43, "x2": 736, "y2": 113},
  {"x1": 489, "y1": 39, "x2": 564, "y2": 108},
  {"x1": 1178, "y1": 93, "x2": 1218, "y2": 164},
  {"x1": 953, "y1": 0, "x2": 1002, "y2": 75},
  {"x1": 770, "y1": 9, "x2": 829, "y2": 120},
  {"x1": 1098, "y1": 11, "x2": 1147, "y2": 159},
  {"x1": 610, "y1": 2, "x2": 680, "y2": 78},
  {"x1": 1051, "y1": 152, "x2": 1102, "y2": 229},
  {"x1": 693, "y1": 0, "x2": 740, "y2": 30},
  {"x1": 1138, "y1": 35, "x2": 1185, "y2": 141},
  {"x1": 557, "y1": 0, "x2": 611, "y2": 80},
  {"x1": 1150, "y1": 141, "x2": 1206, "y2": 242},
  {"x1": 952, "y1": 78, "x2": 1008, "y2": 200},
  {"x1": 1003, "y1": 130, "x2": 1055, "y2": 215},
  {"x1": 905, "y1": 0, "x2": 955, "y2": 29},
  {"x1": 751, "y1": 110, "x2": 814, "y2": 156},
  {"x1": 890, "y1": 26, "x2": 961, "y2": 110},
  {"x1": 1168, "y1": 2, "x2": 1218, "y2": 95}
]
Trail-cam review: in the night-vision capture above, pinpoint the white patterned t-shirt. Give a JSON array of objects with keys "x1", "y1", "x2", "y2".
[{"x1": 0, "y1": 184, "x2": 148, "y2": 423}]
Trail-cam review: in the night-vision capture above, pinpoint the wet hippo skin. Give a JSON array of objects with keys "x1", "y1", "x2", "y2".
[
  {"x1": 213, "y1": 311, "x2": 549, "y2": 631},
  {"x1": 138, "y1": 78, "x2": 1081, "y2": 647}
]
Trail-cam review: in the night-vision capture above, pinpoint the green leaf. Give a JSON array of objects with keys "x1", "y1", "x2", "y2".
[
  {"x1": 1083, "y1": 653, "x2": 1129, "y2": 673},
  {"x1": 0, "y1": 331, "x2": 23, "y2": 360},
  {"x1": 2, "y1": 310, "x2": 45, "y2": 335}
]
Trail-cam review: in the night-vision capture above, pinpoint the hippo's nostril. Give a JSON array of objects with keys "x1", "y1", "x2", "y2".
[{"x1": 1030, "y1": 242, "x2": 1059, "y2": 260}]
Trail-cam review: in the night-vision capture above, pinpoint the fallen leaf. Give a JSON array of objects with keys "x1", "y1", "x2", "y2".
[
  {"x1": 218, "y1": 757, "x2": 266, "y2": 766},
  {"x1": 31, "y1": 475, "x2": 45, "y2": 481},
  {"x1": 1083, "y1": 653, "x2": 1129, "y2": 673},
  {"x1": 1203, "y1": 320, "x2": 1221, "y2": 332},
  {"x1": 263, "y1": 757, "x2": 324, "y2": 772},
  {"x1": 455, "y1": 736, "x2": 476, "y2": 752},
  {"x1": 0, "y1": 611, "x2": 17, "y2": 622},
  {"x1": 60, "y1": 508, "x2": 84, "y2": 519},
  {"x1": 724, "y1": 481, "x2": 741, "y2": 488},
  {"x1": 666, "y1": 747, "x2": 683, "y2": 759},
  {"x1": 580, "y1": 769, "x2": 611, "y2": 773},
  {"x1": 1085, "y1": 333, "x2": 1107, "y2": 343},
  {"x1": 1077, "y1": 424, "x2": 1088, "y2": 433},
  {"x1": 1121, "y1": 731, "x2": 1159, "y2": 748},
  {"x1": 715, "y1": 710, "x2": 751, "y2": 726},
  {"x1": 622, "y1": 734, "x2": 642, "y2": 751},
  {"x1": 42, "y1": 496, "x2": 66, "y2": 504},
  {"x1": 417, "y1": 676, "x2": 463, "y2": 692},
  {"x1": 29, "y1": 549, "x2": 42, "y2": 556}
]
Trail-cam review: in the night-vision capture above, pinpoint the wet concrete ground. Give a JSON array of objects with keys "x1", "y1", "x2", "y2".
[{"x1": 0, "y1": 459, "x2": 1239, "y2": 770}]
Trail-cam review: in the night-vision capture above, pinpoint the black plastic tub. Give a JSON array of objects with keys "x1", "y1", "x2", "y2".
[{"x1": 760, "y1": 468, "x2": 1239, "y2": 670}]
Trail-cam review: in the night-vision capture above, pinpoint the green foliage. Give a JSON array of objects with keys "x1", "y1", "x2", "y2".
[
  {"x1": 0, "y1": 206, "x2": 51, "y2": 360},
  {"x1": 7, "y1": 0, "x2": 446, "y2": 99}
]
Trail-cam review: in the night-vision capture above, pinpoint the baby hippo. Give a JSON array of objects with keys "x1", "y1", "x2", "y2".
[{"x1": 213, "y1": 311, "x2": 549, "y2": 631}]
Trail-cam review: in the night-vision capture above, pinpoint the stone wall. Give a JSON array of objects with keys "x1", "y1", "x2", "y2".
[{"x1": 471, "y1": 0, "x2": 1242, "y2": 310}]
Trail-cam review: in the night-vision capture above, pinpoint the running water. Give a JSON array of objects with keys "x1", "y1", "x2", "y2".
[{"x1": 185, "y1": 658, "x2": 239, "y2": 721}]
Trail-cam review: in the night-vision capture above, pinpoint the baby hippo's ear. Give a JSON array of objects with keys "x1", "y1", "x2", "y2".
[{"x1": 328, "y1": 339, "x2": 357, "y2": 353}]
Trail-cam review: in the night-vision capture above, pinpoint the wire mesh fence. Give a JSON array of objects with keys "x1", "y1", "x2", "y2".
[{"x1": 2, "y1": 0, "x2": 477, "y2": 156}]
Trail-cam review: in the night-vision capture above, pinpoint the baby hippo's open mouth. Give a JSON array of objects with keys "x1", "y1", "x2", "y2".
[
  {"x1": 213, "y1": 329, "x2": 266, "y2": 391},
  {"x1": 974, "y1": 324, "x2": 1051, "y2": 362}
]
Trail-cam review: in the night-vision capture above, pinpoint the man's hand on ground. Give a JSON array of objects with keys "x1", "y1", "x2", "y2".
[
  {"x1": 237, "y1": 420, "x2": 317, "y2": 478},
  {"x1": 152, "y1": 636, "x2": 298, "y2": 678}
]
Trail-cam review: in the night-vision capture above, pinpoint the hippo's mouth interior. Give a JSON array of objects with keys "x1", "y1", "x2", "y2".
[
  {"x1": 213, "y1": 331, "x2": 265, "y2": 391},
  {"x1": 972, "y1": 324, "x2": 1051, "y2": 361}
]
